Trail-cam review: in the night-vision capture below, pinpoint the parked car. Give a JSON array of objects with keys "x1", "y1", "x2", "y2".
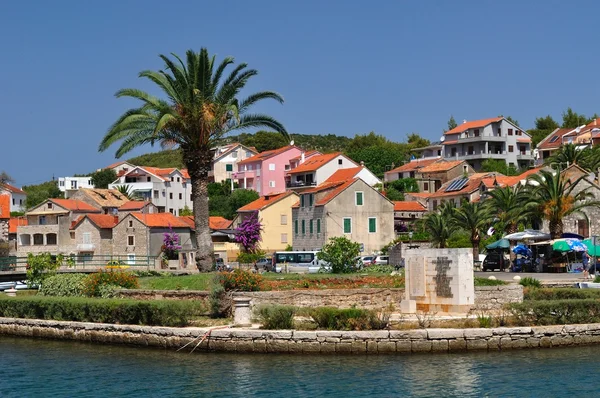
[
  {"x1": 256, "y1": 258, "x2": 272, "y2": 271},
  {"x1": 357, "y1": 255, "x2": 375, "y2": 267},
  {"x1": 0, "y1": 281, "x2": 30, "y2": 291},
  {"x1": 373, "y1": 255, "x2": 389, "y2": 266},
  {"x1": 482, "y1": 252, "x2": 508, "y2": 272}
]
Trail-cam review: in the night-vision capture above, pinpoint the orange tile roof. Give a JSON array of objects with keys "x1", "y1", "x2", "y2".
[
  {"x1": 418, "y1": 160, "x2": 465, "y2": 173},
  {"x1": 393, "y1": 201, "x2": 427, "y2": 212},
  {"x1": 0, "y1": 195, "x2": 10, "y2": 219},
  {"x1": 325, "y1": 167, "x2": 364, "y2": 183},
  {"x1": 210, "y1": 216, "x2": 233, "y2": 230},
  {"x1": 71, "y1": 214, "x2": 119, "y2": 230},
  {"x1": 430, "y1": 173, "x2": 492, "y2": 199},
  {"x1": 50, "y1": 199, "x2": 101, "y2": 213},
  {"x1": 77, "y1": 188, "x2": 129, "y2": 208},
  {"x1": 238, "y1": 191, "x2": 295, "y2": 212},
  {"x1": 291, "y1": 181, "x2": 348, "y2": 208},
  {"x1": 9, "y1": 217, "x2": 27, "y2": 233},
  {"x1": 288, "y1": 153, "x2": 347, "y2": 174},
  {"x1": 0, "y1": 183, "x2": 25, "y2": 195},
  {"x1": 495, "y1": 167, "x2": 544, "y2": 187},
  {"x1": 405, "y1": 192, "x2": 433, "y2": 198},
  {"x1": 516, "y1": 137, "x2": 531, "y2": 143},
  {"x1": 444, "y1": 117, "x2": 503, "y2": 135},
  {"x1": 105, "y1": 161, "x2": 131, "y2": 170},
  {"x1": 536, "y1": 128, "x2": 574, "y2": 150},
  {"x1": 316, "y1": 179, "x2": 357, "y2": 205},
  {"x1": 237, "y1": 145, "x2": 296, "y2": 165},
  {"x1": 289, "y1": 150, "x2": 321, "y2": 162},
  {"x1": 386, "y1": 158, "x2": 439, "y2": 174},
  {"x1": 131, "y1": 212, "x2": 192, "y2": 228},
  {"x1": 118, "y1": 201, "x2": 148, "y2": 211}
]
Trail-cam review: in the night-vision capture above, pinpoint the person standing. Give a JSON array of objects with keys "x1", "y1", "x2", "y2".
[{"x1": 583, "y1": 252, "x2": 591, "y2": 280}]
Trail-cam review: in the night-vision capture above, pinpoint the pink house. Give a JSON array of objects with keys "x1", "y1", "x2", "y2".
[{"x1": 234, "y1": 145, "x2": 302, "y2": 195}]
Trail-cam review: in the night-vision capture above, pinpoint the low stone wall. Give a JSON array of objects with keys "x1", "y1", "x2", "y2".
[
  {"x1": 119, "y1": 285, "x2": 523, "y2": 313},
  {"x1": 2, "y1": 317, "x2": 600, "y2": 353},
  {"x1": 473, "y1": 285, "x2": 524, "y2": 312}
]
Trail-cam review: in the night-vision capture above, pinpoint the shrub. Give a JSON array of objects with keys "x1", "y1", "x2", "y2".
[
  {"x1": 209, "y1": 279, "x2": 229, "y2": 318},
  {"x1": 82, "y1": 269, "x2": 139, "y2": 297},
  {"x1": 524, "y1": 288, "x2": 600, "y2": 301},
  {"x1": 510, "y1": 299, "x2": 600, "y2": 325},
  {"x1": 477, "y1": 313, "x2": 493, "y2": 328},
  {"x1": 364, "y1": 265, "x2": 396, "y2": 274},
  {"x1": 474, "y1": 277, "x2": 508, "y2": 286},
  {"x1": 0, "y1": 295, "x2": 205, "y2": 327},
  {"x1": 26, "y1": 253, "x2": 64, "y2": 287},
  {"x1": 309, "y1": 307, "x2": 388, "y2": 330},
  {"x1": 217, "y1": 269, "x2": 262, "y2": 292},
  {"x1": 255, "y1": 304, "x2": 296, "y2": 329},
  {"x1": 519, "y1": 277, "x2": 542, "y2": 288},
  {"x1": 131, "y1": 270, "x2": 172, "y2": 278},
  {"x1": 38, "y1": 274, "x2": 87, "y2": 297}
]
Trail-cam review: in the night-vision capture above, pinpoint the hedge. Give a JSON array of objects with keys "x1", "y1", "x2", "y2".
[
  {"x1": 308, "y1": 307, "x2": 388, "y2": 330},
  {"x1": 0, "y1": 296, "x2": 205, "y2": 327},
  {"x1": 524, "y1": 288, "x2": 600, "y2": 301},
  {"x1": 510, "y1": 299, "x2": 600, "y2": 325}
]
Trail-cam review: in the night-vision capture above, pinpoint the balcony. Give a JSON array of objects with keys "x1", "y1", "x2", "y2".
[
  {"x1": 451, "y1": 134, "x2": 507, "y2": 144},
  {"x1": 517, "y1": 151, "x2": 534, "y2": 160},
  {"x1": 233, "y1": 170, "x2": 258, "y2": 179},
  {"x1": 77, "y1": 243, "x2": 96, "y2": 252},
  {"x1": 445, "y1": 150, "x2": 507, "y2": 161},
  {"x1": 286, "y1": 181, "x2": 317, "y2": 189}
]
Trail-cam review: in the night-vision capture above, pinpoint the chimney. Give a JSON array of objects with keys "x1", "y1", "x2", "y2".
[
  {"x1": 360, "y1": 161, "x2": 365, "y2": 167},
  {"x1": 301, "y1": 152, "x2": 305, "y2": 163},
  {"x1": 462, "y1": 119, "x2": 467, "y2": 124}
]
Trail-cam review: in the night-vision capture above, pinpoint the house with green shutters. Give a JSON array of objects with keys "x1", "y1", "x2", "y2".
[{"x1": 291, "y1": 178, "x2": 394, "y2": 254}]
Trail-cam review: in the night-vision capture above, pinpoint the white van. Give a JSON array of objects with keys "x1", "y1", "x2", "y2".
[{"x1": 272, "y1": 251, "x2": 330, "y2": 273}]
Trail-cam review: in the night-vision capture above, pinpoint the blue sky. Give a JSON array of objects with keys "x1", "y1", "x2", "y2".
[{"x1": 2, "y1": 0, "x2": 599, "y2": 185}]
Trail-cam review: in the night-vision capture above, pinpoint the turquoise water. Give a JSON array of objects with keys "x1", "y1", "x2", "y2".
[{"x1": 0, "y1": 336, "x2": 597, "y2": 397}]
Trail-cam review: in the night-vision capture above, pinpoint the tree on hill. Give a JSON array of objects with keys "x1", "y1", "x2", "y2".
[
  {"x1": 561, "y1": 107, "x2": 593, "y2": 129},
  {"x1": 505, "y1": 116, "x2": 520, "y2": 127},
  {"x1": 22, "y1": 181, "x2": 63, "y2": 209},
  {"x1": 90, "y1": 168, "x2": 117, "y2": 189},
  {"x1": 0, "y1": 171, "x2": 14, "y2": 185},
  {"x1": 127, "y1": 149, "x2": 185, "y2": 169},
  {"x1": 446, "y1": 115, "x2": 458, "y2": 132},
  {"x1": 345, "y1": 132, "x2": 413, "y2": 178},
  {"x1": 99, "y1": 48, "x2": 287, "y2": 272},
  {"x1": 528, "y1": 115, "x2": 560, "y2": 148},
  {"x1": 234, "y1": 131, "x2": 288, "y2": 152}
]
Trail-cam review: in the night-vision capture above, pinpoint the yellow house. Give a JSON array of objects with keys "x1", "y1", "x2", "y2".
[{"x1": 236, "y1": 191, "x2": 299, "y2": 255}]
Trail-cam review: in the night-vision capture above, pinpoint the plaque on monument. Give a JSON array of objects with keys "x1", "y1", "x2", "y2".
[{"x1": 408, "y1": 258, "x2": 426, "y2": 298}]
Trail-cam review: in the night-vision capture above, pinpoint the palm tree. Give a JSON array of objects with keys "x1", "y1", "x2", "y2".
[
  {"x1": 422, "y1": 211, "x2": 451, "y2": 249},
  {"x1": 0, "y1": 171, "x2": 13, "y2": 185},
  {"x1": 484, "y1": 185, "x2": 533, "y2": 235},
  {"x1": 115, "y1": 185, "x2": 141, "y2": 201},
  {"x1": 99, "y1": 49, "x2": 287, "y2": 271},
  {"x1": 526, "y1": 170, "x2": 600, "y2": 238},
  {"x1": 548, "y1": 143, "x2": 591, "y2": 170},
  {"x1": 451, "y1": 200, "x2": 493, "y2": 262}
]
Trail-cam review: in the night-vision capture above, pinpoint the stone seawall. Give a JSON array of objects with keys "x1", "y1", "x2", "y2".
[
  {"x1": 119, "y1": 285, "x2": 523, "y2": 312},
  {"x1": 1, "y1": 317, "x2": 599, "y2": 353}
]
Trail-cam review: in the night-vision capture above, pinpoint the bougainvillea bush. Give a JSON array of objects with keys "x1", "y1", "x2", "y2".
[
  {"x1": 162, "y1": 226, "x2": 182, "y2": 261},
  {"x1": 235, "y1": 211, "x2": 262, "y2": 253}
]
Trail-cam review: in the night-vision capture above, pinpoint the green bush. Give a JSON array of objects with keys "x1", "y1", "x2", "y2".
[
  {"x1": 131, "y1": 270, "x2": 173, "y2": 278},
  {"x1": 217, "y1": 269, "x2": 262, "y2": 291},
  {"x1": 364, "y1": 265, "x2": 396, "y2": 274},
  {"x1": 38, "y1": 274, "x2": 87, "y2": 297},
  {"x1": 524, "y1": 288, "x2": 600, "y2": 301},
  {"x1": 309, "y1": 307, "x2": 388, "y2": 330},
  {"x1": 0, "y1": 295, "x2": 205, "y2": 327},
  {"x1": 477, "y1": 313, "x2": 492, "y2": 328},
  {"x1": 474, "y1": 277, "x2": 508, "y2": 286},
  {"x1": 255, "y1": 304, "x2": 296, "y2": 329},
  {"x1": 209, "y1": 279, "x2": 228, "y2": 318},
  {"x1": 510, "y1": 299, "x2": 600, "y2": 325},
  {"x1": 82, "y1": 269, "x2": 139, "y2": 297},
  {"x1": 519, "y1": 277, "x2": 542, "y2": 288}
]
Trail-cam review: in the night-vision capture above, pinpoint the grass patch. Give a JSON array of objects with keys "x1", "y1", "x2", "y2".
[
  {"x1": 138, "y1": 274, "x2": 215, "y2": 291},
  {"x1": 474, "y1": 277, "x2": 508, "y2": 286},
  {"x1": 524, "y1": 288, "x2": 600, "y2": 301}
]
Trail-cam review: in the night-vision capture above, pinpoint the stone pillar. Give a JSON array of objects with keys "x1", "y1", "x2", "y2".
[{"x1": 233, "y1": 297, "x2": 252, "y2": 327}]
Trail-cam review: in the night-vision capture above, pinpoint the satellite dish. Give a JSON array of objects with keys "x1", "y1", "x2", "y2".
[
  {"x1": 575, "y1": 126, "x2": 583, "y2": 133},
  {"x1": 487, "y1": 227, "x2": 495, "y2": 236},
  {"x1": 440, "y1": 136, "x2": 445, "y2": 142},
  {"x1": 290, "y1": 140, "x2": 295, "y2": 146}
]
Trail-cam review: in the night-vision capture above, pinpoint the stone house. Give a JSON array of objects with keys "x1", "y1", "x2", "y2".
[
  {"x1": 236, "y1": 191, "x2": 299, "y2": 254},
  {"x1": 416, "y1": 160, "x2": 474, "y2": 194},
  {"x1": 117, "y1": 200, "x2": 158, "y2": 216},
  {"x1": 0, "y1": 183, "x2": 27, "y2": 213},
  {"x1": 181, "y1": 215, "x2": 238, "y2": 262},
  {"x1": 383, "y1": 158, "x2": 439, "y2": 182},
  {"x1": 8, "y1": 217, "x2": 27, "y2": 253},
  {"x1": 69, "y1": 214, "x2": 119, "y2": 258},
  {"x1": 393, "y1": 201, "x2": 427, "y2": 233},
  {"x1": 112, "y1": 212, "x2": 195, "y2": 269},
  {"x1": 292, "y1": 178, "x2": 394, "y2": 254},
  {"x1": 69, "y1": 188, "x2": 129, "y2": 215},
  {"x1": 0, "y1": 195, "x2": 9, "y2": 242},
  {"x1": 17, "y1": 199, "x2": 101, "y2": 255}
]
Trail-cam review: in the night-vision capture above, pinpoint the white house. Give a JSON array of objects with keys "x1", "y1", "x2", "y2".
[
  {"x1": 0, "y1": 183, "x2": 27, "y2": 213},
  {"x1": 58, "y1": 177, "x2": 95, "y2": 198},
  {"x1": 108, "y1": 166, "x2": 192, "y2": 215},
  {"x1": 210, "y1": 143, "x2": 258, "y2": 184}
]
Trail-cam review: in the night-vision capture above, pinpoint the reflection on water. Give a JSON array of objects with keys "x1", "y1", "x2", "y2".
[{"x1": 0, "y1": 336, "x2": 598, "y2": 397}]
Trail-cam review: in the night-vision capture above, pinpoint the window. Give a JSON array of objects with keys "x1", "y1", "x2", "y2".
[
  {"x1": 355, "y1": 191, "x2": 364, "y2": 206},
  {"x1": 70, "y1": 232, "x2": 75, "y2": 239},
  {"x1": 59, "y1": 181, "x2": 64, "y2": 186},
  {"x1": 423, "y1": 182, "x2": 429, "y2": 191},
  {"x1": 463, "y1": 165, "x2": 468, "y2": 173},
  {"x1": 154, "y1": 190, "x2": 159, "y2": 199},
  {"x1": 309, "y1": 219, "x2": 314, "y2": 234},
  {"x1": 294, "y1": 220, "x2": 299, "y2": 235},
  {"x1": 343, "y1": 218, "x2": 352, "y2": 234},
  {"x1": 169, "y1": 208, "x2": 174, "y2": 214},
  {"x1": 33, "y1": 233, "x2": 43, "y2": 245},
  {"x1": 269, "y1": 163, "x2": 275, "y2": 171},
  {"x1": 46, "y1": 233, "x2": 57, "y2": 245},
  {"x1": 432, "y1": 200, "x2": 438, "y2": 210},
  {"x1": 338, "y1": 159, "x2": 343, "y2": 165},
  {"x1": 231, "y1": 151, "x2": 238, "y2": 158},
  {"x1": 281, "y1": 233, "x2": 288, "y2": 243},
  {"x1": 369, "y1": 217, "x2": 377, "y2": 233},
  {"x1": 508, "y1": 145, "x2": 514, "y2": 153},
  {"x1": 246, "y1": 151, "x2": 253, "y2": 158},
  {"x1": 467, "y1": 145, "x2": 474, "y2": 155},
  {"x1": 301, "y1": 220, "x2": 306, "y2": 235},
  {"x1": 280, "y1": 214, "x2": 288, "y2": 225},
  {"x1": 497, "y1": 128, "x2": 501, "y2": 136},
  {"x1": 71, "y1": 181, "x2": 77, "y2": 189},
  {"x1": 83, "y1": 232, "x2": 91, "y2": 244},
  {"x1": 309, "y1": 194, "x2": 314, "y2": 207},
  {"x1": 317, "y1": 219, "x2": 321, "y2": 235},
  {"x1": 147, "y1": 177, "x2": 151, "y2": 182},
  {"x1": 171, "y1": 177, "x2": 174, "y2": 182},
  {"x1": 269, "y1": 181, "x2": 275, "y2": 188},
  {"x1": 128, "y1": 236, "x2": 135, "y2": 246},
  {"x1": 301, "y1": 195, "x2": 305, "y2": 208},
  {"x1": 190, "y1": 194, "x2": 193, "y2": 202},
  {"x1": 127, "y1": 254, "x2": 136, "y2": 265},
  {"x1": 226, "y1": 164, "x2": 233, "y2": 172},
  {"x1": 508, "y1": 129, "x2": 513, "y2": 136},
  {"x1": 451, "y1": 148, "x2": 457, "y2": 157},
  {"x1": 179, "y1": 193, "x2": 182, "y2": 200},
  {"x1": 47, "y1": 202, "x2": 53, "y2": 209},
  {"x1": 169, "y1": 193, "x2": 173, "y2": 199},
  {"x1": 578, "y1": 219, "x2": 590, "y2": 238},
  {"x1": 39, "y1": 215, "x2": 46, "y2": 225},
  {"x1": 128, "y1": 220, "x2": 133, "y2": 228},
  {"x1": 473, "y1": 129, "x2": 479, "y2": 137}
]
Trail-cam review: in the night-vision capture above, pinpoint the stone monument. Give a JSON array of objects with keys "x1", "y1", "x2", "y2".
[{"x1": 401, "y1": 248, "x2": 474, "y2": 314}]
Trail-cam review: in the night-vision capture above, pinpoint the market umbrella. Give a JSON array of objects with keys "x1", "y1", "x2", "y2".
[
  {"x1": 513, "y1": 244, "x2": 532, "y2": 256},
  {"x1": 504, "y1": 230, "x2": 551, "y2": 241},
  {"x1": 584, "y1": 239, "x2": 600, "y2": 256},
  {"x1": 486, "y1": 239, "x2": 510, "y2": 250},
  {"x1": 552, "y1": 238, "x2": 587, "y2": 252}
]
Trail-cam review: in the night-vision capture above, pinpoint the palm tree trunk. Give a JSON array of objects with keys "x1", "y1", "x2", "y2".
[
  {"x1": 472, "y1": 239, "x2": 480, "y2": 262},
  {"x1": 184, "y1": 148, "x2": 214, "y2": 272},
  {"x1": 549, "y1": 219, "x2": 563, "y2": 240}
]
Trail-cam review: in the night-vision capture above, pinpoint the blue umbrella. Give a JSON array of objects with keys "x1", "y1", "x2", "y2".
[
  {"x1": 553, "y1": 238, "x2": 587, "y2": 252},
  {"x1": 513, "y1": 244, "x2": 532, "y2": 257}
]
